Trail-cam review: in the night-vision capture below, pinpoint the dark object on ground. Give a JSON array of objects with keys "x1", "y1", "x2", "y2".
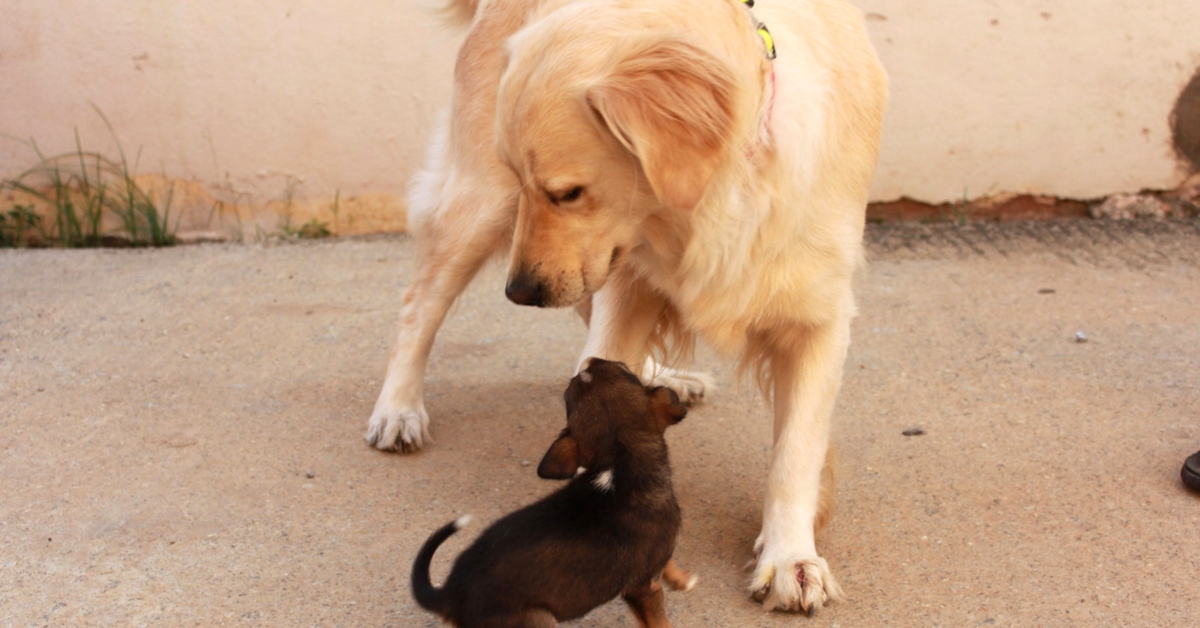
[
  {"x1": 1183, "y1": 451, "x2": 1200, "y2": 493},
  {"x1": 1171, "y1": 65, "x2": 1200, "y2": 170},
  {"x1": 411, "y1": 358, "x2": 695, "y2": 627},
  {"x1": 902, "y1": 428, "x2": 926, "y2": 437}
]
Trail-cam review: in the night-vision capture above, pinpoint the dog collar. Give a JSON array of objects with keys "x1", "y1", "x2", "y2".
[
  {"x1": 741, "y1": 0, "x2": 776, "y2": 157},
  {"x1": 740, "y1": 0, "x2": 776, "y2": 60}
]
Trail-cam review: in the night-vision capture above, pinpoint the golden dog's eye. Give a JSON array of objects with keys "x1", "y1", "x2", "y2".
[{"x1": 547, "y1": 186, "x2": 585, "y2": 205}]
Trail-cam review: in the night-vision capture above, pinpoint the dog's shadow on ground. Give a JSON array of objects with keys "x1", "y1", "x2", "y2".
[{"x1": 666, "y1": 394, "x2": 773, "y2": 593}]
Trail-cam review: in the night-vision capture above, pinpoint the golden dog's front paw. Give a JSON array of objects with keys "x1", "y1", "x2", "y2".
[{"x1": 641, "y1": 357, "x2": 715, "y2": 406}]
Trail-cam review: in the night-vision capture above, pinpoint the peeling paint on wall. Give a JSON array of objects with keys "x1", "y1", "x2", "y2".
[{"x1": 0, "y1": 175, "x2": 408, "y2": 244}]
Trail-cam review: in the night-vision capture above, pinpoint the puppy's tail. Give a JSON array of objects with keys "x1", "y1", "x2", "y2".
[{"x1": 411, "y1": 515, "x2": 473, "y2": 615}]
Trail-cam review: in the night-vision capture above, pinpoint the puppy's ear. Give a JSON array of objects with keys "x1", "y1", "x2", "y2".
[
  {"x1": 587, "y1": 38, "x2": 736, "y2": 212},
  {"x1": 649, "y1": 386, "x2": 687, "y2": 429},
  {"x1": 537, "y1": 433, "x2": 581, "y2": 479}
]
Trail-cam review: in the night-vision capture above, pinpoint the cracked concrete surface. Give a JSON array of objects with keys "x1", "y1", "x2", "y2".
[{"x1": 2, "y1": 220, "x2": 1199, "y2": 627}]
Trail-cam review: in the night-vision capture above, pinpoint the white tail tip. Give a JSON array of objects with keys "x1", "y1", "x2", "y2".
[{"x1": 454, "y1": 515, "x2": 473, "y2": 529}]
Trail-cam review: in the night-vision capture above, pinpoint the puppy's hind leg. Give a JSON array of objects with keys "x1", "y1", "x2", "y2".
[
  {"x1": 623, "y1": 580, "x2": 672, "y2": 628},
  {"x1": 366, "y1": 179, "x2": 514, "y2": 452},
  {"x1": 480, "y1": 609, "x2": 558, "y2": 628},
  {"x1": 661, "y1": 558, "x2": 699, "y2": 592}
]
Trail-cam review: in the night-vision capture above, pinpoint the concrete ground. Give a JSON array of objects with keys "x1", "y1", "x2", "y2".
[{"x1": 2, "y1": 220, "x2": 1199, "y2": 628}]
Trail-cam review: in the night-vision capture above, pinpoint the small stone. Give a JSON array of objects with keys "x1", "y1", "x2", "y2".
[
  {"x1": 1038, "y1": 288, "x2": 1056, "y2": 295},
  {"x1": 520, "y1": 460, "x2": 530, "y2": 467},
  {"x1": 1090, "y1": 193, "x2": 1171, "y2": 220},
  {"x1": 37, "y1": 386, "x2": 45, "y2": 392},
  {"x1": 902, "y1": 428, "x2": 926, "y2": 437},
  {"x1": 305, "y1": 470, "x2": 315, "y2": 479},
  {"x1": 1074, "y1": 331, "x2": 1088, "y2": 343}
]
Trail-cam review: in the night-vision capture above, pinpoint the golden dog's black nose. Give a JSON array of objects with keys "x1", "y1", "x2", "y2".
[{"x1": 505, "y1": 272, "x2": 546, "y2": 307}]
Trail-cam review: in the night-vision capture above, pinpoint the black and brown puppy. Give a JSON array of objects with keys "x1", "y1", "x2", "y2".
[{"x1": 411, "y1": 358, "x2": 695, "y2": 628}]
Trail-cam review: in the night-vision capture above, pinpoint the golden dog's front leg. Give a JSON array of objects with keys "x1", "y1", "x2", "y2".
[
  {"x1": 577, "y1": 267, "x2": 713, "y2": 402},
  {"x1": 749, "y1": 315, "x2": 851, "y2": 615}
]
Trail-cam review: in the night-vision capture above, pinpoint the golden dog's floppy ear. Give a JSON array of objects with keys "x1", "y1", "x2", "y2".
[{"x1": 587, "y1": 39, "x2": 736, "y2": 211}]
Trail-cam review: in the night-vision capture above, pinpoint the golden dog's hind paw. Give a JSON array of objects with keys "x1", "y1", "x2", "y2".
[
  {"x1": 749, "y1": 556, "x2": 842, "y2": 615},
  {"x1": 365, "y1": 406, "x2": 431, "y2": 453}
]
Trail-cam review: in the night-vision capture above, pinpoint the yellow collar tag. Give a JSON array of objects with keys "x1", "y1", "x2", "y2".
[{"x1": 740, "y1": 0, "x2": 777, "y2": 60}]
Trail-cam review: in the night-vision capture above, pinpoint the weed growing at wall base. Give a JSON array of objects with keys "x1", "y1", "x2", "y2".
[
  {"x1": 0, "y1": 106, "x2": 176, "y2": 248},
  {"x1": 275, "y1": 188, "x2": 339, "y2": 240},
  {"x1": 0, "y1": 205, "x2": 42, "y2": 247},
  {"x1": 280, "y1": 218, "x2": 332, "y2": 239}
]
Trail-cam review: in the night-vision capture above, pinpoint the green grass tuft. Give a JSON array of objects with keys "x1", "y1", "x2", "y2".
[{"x1": 0, "y1": 105, "x2": 177, "y2": 248}]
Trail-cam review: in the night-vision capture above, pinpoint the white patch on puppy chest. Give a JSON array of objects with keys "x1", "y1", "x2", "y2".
[
  {"x1": 574, "y1": 466, "x2": 587, "y2": 478},
  {"x1": 592, "y1": 469, "x2": 614, "y2": 492}
]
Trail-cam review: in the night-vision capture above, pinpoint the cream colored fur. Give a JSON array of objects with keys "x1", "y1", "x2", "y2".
[{"x1": 368, "y1": 0, "x2": 886, "y2": 614}]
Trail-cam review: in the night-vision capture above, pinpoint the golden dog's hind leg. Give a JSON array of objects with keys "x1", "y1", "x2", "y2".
[
  {"x1": 367, "y1": 0, "x2": 540, "y2": 452},
  {"x1": 366, "y1": 184, "x2": 514, "y2": 452}
]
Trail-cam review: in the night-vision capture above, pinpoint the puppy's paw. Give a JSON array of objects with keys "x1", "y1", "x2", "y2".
[
  {"x1": 749, "y1": 554, "x2": 842, "y2": 615},
  {"x1": 642, "y1": 358, "x2": 715, "y2": 405},
  {"x1": 668, "y1": 572, "x2": 699, "y2": 593},
  {"x1": 365, "y1": 405, "x2": 431, "y2": 453},
  {"x1": 662, "y1": 559, "x2": 699, "y2": 592}
]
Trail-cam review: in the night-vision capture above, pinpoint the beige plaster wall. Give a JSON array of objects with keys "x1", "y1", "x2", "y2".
[
  {"x1": 859, "y1": 0, "x2": 1200, "y2": 202},
  {"x1": 2, "y1": 0, "x2": 1199, "y2": 235},
  {"x1": 1, "y1": 0, "x2": 459, "y2": 236}
]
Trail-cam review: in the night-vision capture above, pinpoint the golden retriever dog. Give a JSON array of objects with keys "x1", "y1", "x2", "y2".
[{"x1": 367, "y1": 0, "x2": 886, "y2": 614}]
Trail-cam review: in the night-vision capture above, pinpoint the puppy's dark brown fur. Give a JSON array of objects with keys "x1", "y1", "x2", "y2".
[{"x1": 412, "y1": 358, "x2": 691, "y2": 628}]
